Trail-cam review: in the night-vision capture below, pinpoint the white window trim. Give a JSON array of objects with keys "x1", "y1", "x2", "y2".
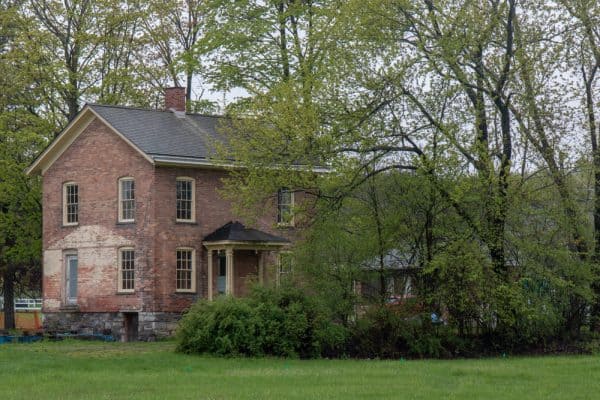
[
  {"x1": 118, "y1": 247, "x2": 135, "y2": 293},
  {"x1": 175, "y1": 247, "x2": 197, "y2": 293},
  {"x1": 277, "y1": 188, "x2": 295, "y2": 227},
  {"x1": 277, "y1": 251, "x2": 293, "y2": 286},
  {"x1": 118, "y1": 177, "x2": 135, "y2": 223},
  {"x1": 176, "y1": 177, "x2": 196, "y2": 223},
  {"x1": 64, "y1": 251, "x2": 78, "y2": 305},
  {"x1": 62, "y1": 182, "x2": 79, "y2": 226}
]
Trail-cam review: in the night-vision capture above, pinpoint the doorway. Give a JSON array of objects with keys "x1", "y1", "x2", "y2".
[
  {"x1": 217, "y1": 252, "x2": 226, "y2": 295},
  {"x1": 123, "y1": 312, "x2": 138, "y2": 342}
]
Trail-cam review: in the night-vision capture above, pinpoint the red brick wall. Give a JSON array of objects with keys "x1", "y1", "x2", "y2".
[
  {"x1": 42, "y1": 115, "x2": 300, "y2": 315},
  {"x1": 151, "y1": 167, "x2": 291, "y2": 311},
  {"x1": 233, "y1": 250, "x2": 259, "y2": 297},
  {"x1": 42, "y1": 118, "x2": 155, "y2": 313}
]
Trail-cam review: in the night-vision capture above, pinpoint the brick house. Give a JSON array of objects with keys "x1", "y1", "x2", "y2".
[{"x1": 26, "y1": 88, "x2": 298, "y2": 341}]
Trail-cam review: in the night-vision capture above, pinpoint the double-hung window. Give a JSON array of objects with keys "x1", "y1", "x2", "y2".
[
  {"x1": 118, "y1": 248, "x2": 135, "y2": 293},
  {"x1": 63, "y1": 182, "x2": 79, "y2": 226},
  {"x1": 176, "y1": 177, "x2": 195, "y2": 222},
  {"x1": 176, "y1": 248, "x2": 196, "y2": 293},
  {"x1": 278, "y1": 252, "x2": 293, "y2": 285},
  {"x1": 118, "y1": 177, "x2": 135, "y2": 223},
  {"x1": 277, "y1": 187, "x2": 294, "y2": 226}
]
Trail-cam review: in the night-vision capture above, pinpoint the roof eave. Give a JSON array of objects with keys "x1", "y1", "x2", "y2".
[
  {"x1": 152, "y1": 155, "x2": 236, "y2": 170},
  {"x1": 153, "y1": 154, "x2": 330, "y2": 173},
  {"x1": 202, "y1": 240, "x2": 290, "y2": 250}
]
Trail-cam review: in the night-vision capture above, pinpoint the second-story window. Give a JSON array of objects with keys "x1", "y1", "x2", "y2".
[
  {"x1": 118, "y1": 178, "x2": 135, "y2": 223},
  {"x1": 63, "y1": 182, "x2": 79, "y2": 226},
  {"x1": 277, "y1": 187, "x2": 294, "y2": 226},
  {"x1": 176, "y1": 177, "x2": 195, "y2": 222}
]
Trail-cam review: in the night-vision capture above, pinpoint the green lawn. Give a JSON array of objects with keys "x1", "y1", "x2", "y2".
[{"x1": 0, "y1": 341, "x2": 599, "y2": 399}]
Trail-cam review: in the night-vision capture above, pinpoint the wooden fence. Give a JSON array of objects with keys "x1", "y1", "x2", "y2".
[{"x1": 0, "y1": 311, "x2": 43, "y2": 331}]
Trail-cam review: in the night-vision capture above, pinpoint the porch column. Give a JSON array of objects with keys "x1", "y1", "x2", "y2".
[
  {"x1": 207, "y1": 249, "x2": 213, "y2": 301},
  {"x1": 258, "y1": 251, "x2": 265, "y2": 285},
  {"x1": 225, "y1": 248, "x2": 234, "y2": 296}
]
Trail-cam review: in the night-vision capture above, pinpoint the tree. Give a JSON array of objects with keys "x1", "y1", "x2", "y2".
[
  {"x1": 556, "y1": 0, "x2": 600, "y2": 258},
  {"x1": 209, "y1": 0, "x2": 597, "y2": 340},
  {"x1": 0, "y1": 3, "x2": 50, "y2": 329},
  {"x1": 142, "y1": 0, "x2": 216, "y2": 111},
  {"x1": 27, "y1": 0, "x2": 166, "y2": 121}
]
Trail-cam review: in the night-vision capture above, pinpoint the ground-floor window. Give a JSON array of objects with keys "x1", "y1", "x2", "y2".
[
  {"x1": 278, "y1": 252, "x2": 293, "y2": 285},
  {"x1": 119, "y1": 248, "x2": 135, "y2": 292},
  {"x1": 176, "y1": 248, "x2": 196, "y2": 292},
  {"x1": 65, "y1": 252, "x2": 78, "y2": 304}
]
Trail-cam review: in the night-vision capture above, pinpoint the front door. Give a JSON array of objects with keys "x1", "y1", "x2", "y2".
[
  {"x1": 217, "y1": 253, "x2": 226, "y2": 295},
  {"x1": 65, "y1": 254, "x2": 78, "y2": 304}
]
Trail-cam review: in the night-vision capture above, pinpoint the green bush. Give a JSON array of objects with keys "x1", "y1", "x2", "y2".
[
  {"x1": 176, "y1": 286, "x2": 348, "y2": 358},
  {"x1": 175, "y1": 297, "x2": 264, "y2": 356},
  {"x1": 347, "y1": 307, "x2": 455, "y2": 359}
]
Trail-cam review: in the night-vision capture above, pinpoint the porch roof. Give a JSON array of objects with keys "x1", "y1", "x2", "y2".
[{"x1": 202, "y1": 221, "x2": 289, "y2": 249}]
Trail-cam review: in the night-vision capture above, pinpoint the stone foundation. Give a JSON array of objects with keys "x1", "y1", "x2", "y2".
[
  {"x1": 138, "y1": 312, "x2": 182, "y2": 340},
  {"x1": 43, "y1": 311, "x2": 182, "y2": 341}
]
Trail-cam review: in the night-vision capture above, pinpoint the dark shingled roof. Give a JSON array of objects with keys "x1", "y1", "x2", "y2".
[
  {"x1": 204, "y1": 221, "x2": 289, "y2": 244},
  {"x1": 89, "y1": 104, "x2": 229, "y2": 160}
]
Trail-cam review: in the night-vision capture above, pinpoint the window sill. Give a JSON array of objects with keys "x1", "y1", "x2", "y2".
[
  {"x1": 116, "y1": 291, "x2": 135, "y2": 295},
  {"x1": 175, "y1": 220, "x2": 197, "y2": 225},
  {"x1": 277, "y1": 223, "x2": 295, "y2": 229},
  {"x1": 116, "y1": 221, "x2": 135, "y2": 225},
  {"x1": 62, "y1": 223, "x2": 79, "y2": 228},
  {"x1": 175, "y1": 290, "x2": 197, "y2": 294}
]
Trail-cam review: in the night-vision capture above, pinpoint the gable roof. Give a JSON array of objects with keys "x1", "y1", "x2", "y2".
[
  {"x1": 89, "y1": 104, "x2": 229, "y2": 162},
  {"x1": 203, "y1": 221, "x2": 290, "y2": 244},
  {"x1": 26, "y1": 103, "x2": 329, "y2": 176},
  {"x1": 26, "y1": 104, "x2": 232, "y2": 175}
]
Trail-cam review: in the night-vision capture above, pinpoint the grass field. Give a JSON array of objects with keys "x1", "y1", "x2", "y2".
[{"x1": 1, "y1": 341, "x2": 599, "y2": 399}]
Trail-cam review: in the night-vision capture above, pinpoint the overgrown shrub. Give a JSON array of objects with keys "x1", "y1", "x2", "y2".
[
  {"x1": 176, "y1": 286, "x2": 348, "y2": 358},
  {"x1": 176, "y1": 284, "x2": 587, "y2": 359},
  {"x1": 347, "y1": 307, "x2": 453, "y2": 359}
]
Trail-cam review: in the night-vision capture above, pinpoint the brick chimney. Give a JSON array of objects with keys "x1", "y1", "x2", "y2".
[{"x1": 165, "y1": 87, "x2": 186, "y2": 112}]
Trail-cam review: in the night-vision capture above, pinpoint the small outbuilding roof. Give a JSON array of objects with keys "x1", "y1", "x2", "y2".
[{"x1": 203, "y1": 221, "x2": 290, "y2": 244}]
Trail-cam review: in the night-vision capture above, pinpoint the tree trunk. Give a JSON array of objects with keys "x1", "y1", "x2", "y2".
[{"x1": 3, "y1": 267, "x2": 15, "y2": 330}]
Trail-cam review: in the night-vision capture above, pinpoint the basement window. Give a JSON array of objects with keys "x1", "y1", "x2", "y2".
[
  {"x1": 176, "y1": 177, "x2": 195, "y2": 222},
  {"x1": 118, "y1": 248, "x2": 135, "y2": 293},
  {"x1": 63, "y1": 182, "x2": 79, "y2": 226},
  {"x1": 176, "y1": 248, "x2": 196, "y2": 293},
  {"x1": 118, "y1": 177, "x2": 135, "y2": 223}
]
